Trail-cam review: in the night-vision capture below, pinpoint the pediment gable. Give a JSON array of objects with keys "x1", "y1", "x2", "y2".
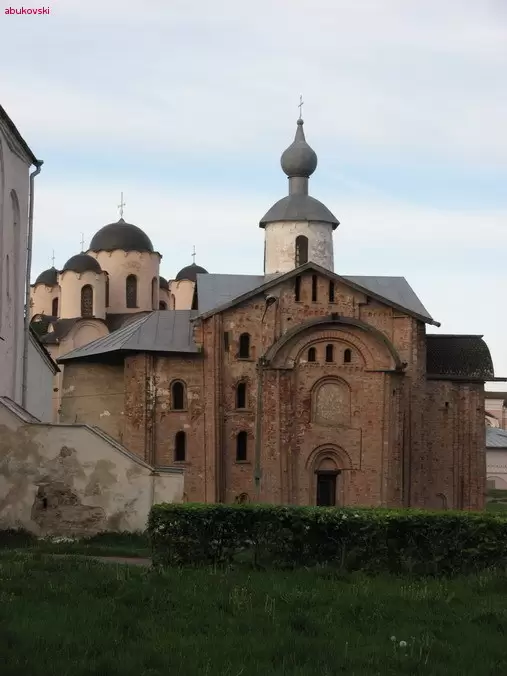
[{"x1": 196, "y1": 263, "x2": 439, "y2": 326}]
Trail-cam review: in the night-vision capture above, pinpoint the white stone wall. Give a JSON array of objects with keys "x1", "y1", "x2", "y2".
[
  {"x1": 58, "y1": 269, "x2": 106, "y2": 320},
  {"x1": 169, "y1": 278, "x2": 194, "y2": 309},
  {"x1": 0, "y1": 399, "x2": 184, "y2": 535},
  {"x1": 26, "y1": 333, "x2": 55, "y2": 422},
  {"x1": 264, "y1": 220, "x2": 334, "y2": 275},
  {"x1": 88, "y1": 249, "x2": 161, "y2": 314},
  {"x1": 30, "y1": 283, "x2": 60, "y2": 318},
  {"x1": 0, "y1": 118, "x2": 32, "y2": 404}
]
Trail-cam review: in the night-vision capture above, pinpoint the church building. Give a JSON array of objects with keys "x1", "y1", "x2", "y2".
[{"x1": 31, "y1": 116, "x2": 499, "y2": 510}]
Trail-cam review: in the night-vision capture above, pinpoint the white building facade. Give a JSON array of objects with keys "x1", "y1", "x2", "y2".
[{"x1": 0, "y1": 105, "x2": 55, "y2": 419}]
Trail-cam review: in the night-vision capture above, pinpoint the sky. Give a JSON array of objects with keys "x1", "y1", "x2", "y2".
[{"x1": 1, "y1": 0, "x2": 506, "y2": 388}]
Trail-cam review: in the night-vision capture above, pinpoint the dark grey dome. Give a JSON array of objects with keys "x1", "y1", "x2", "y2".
[
  {"x1": 175, "y1": 263, "x2": 208, "y2": 282},
  {"x1": 62, "y1": 254, "x2": 102, "y2": 274},
  {"x1": 34, "y1": 267, "x2": 58, "y2": 286},
  {"x1": 260, "y1": 194, "x2": 339, "y2": 229},
  {"x1": 89, "y1": 218, "x2": 154, "y2": 253},
  {"x1": 280, "y1": 119, "x2": 317, "y2": 178},
  {"x1": 159, "y1": 276, "x2": 169, "y2": 290}
]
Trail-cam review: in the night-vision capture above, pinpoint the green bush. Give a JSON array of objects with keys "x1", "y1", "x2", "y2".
[{"x1": 148, "y1": 503, "x2": 507, "y2": 576}]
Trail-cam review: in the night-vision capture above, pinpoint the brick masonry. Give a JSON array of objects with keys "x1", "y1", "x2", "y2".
[{"x1": 61, "y1": 271, "x2": 486, "y2": 510}]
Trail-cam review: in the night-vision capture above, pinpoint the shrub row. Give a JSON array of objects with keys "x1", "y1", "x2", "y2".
[{"x1": 148, "y1": 503, "x2": 507, "y2": 575}]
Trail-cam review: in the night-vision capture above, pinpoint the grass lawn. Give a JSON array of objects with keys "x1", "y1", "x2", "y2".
[
  {"x1": 0, "y1": 530, "x2": 151, "y2": 558},
  {"x1": 0, "y1": 553, "x2": 506, "y2": 675}
]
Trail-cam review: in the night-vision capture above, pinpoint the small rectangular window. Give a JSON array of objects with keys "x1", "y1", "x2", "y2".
[
  {"x1": 224, "y1": 332, "x2": 230, "y2": 352},
  {"x1": 295, "y1": 275, "x2": 301, "y2": 302}
]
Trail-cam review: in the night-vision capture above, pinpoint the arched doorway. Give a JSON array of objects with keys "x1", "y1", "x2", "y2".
[{"x1": 307, "y1": 447, "x2": 351, "y2": 507}]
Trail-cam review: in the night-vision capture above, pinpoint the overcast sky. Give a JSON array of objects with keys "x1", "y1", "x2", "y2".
[{"x1": 2, "y1": 0, "x2": 506, "y2": 387}]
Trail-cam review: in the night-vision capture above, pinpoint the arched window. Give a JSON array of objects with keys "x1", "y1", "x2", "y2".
[
  {"x1": 105, "y1": 273, "x2": 110, "y2": 307},
  {"x1": 171, "y1": 381, "x2": 186, "y2": 410},
  {"x1": 236, "y1": 431, "x2": 248, "y2": 462},
  {"x1": 126, "y1": 275, "x2": 137, "y2": 308},
  {"x1": 307, "y1": 347, "x2": 316, "y2": 362},
  {"x1": 344, "y1": 348, "x2": 351, "y2": 363},
  {"x1": 325, "y1": 344, "x2": 334, "y2": 363},
  {"x1": 51, "y1": 297, "x2": 59, "y2": 317},
  {"x1": 235, "y1": 493, "x2": 249, "y2": 504},
  {"x1": 159, "y1": 301, "x2": 167, "y2": 310},
  {"x1": 174, "y1": 431, "x2": 186, "y2": 462},
  {"x1": 239, "y1": 333, "x2": 250, "y2": 359},
  {"x1": 170, "y1": 293, "x2": 176, "y2": 310},
  {"x1": 295, "y1": 235, "x2": 308, "y2": 266},
  {"x1": 81, "y1": 285, "x2": 93, "y2": 317},
  {"x1": 151, "y1": 277, "x2": 158, "y2": 310},
  {"x1": 236, "y1": 382, "x2": 247, "y2": 409}
]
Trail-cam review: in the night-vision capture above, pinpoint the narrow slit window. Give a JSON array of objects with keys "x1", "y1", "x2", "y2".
[
  {"x1": 307, "y1": 347, "x2": 316, "y2": 362},
  {"x1": 344, "y1": 348, "x2": 351, "y2": 363},
  {"x1": 236, "y1": 382, "x2": 247, "y2": 409},
  {"x1": 295, "y1": 275, "x2": 301, "y2": 302},
  {"x1": 295, "y1": 235, "x2": 308, "y2": 266},
  {"x1": 312, "y1": 275, "x2": 318, "y2": 302},
  {"x1": 171, "y1": 381, "x2": 186, "y2": 410},
  {"x1": 236, "y1": 431, "x2": 248, "y2": 462},
  {"x1": 325, "y1": 344, "x2": 334, "y2": 362},
  {"x1": 329, "y1": 281, "x2": 335, "y2": 303},
  {"x1": 239, "y1": 333, "x2": 250, "y2": 358},
  {"x1": 174, "y1": 431, "x2": 186, "y2": 462},
  {"x1": 51, "y1": 297, "x2": 59, "y2": 317}
]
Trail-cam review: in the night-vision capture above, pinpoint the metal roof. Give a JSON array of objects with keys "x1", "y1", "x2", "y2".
[
  {"x1": 343, "y1": 276, "x2": 432, "y2": 322},
  {"x1": 196, "y1": 273, "x2": 264, "y2": 315},
  {"x1": 58, "y1": 310, "x2": 199, "y2": 363},
  {"x1": 195, "y1": 265, "x2": 437, "y2": 325},
  {"x1": 259, "y1": 194, "x2": 339, "y2": 228},
  {"x1": 486, "y1": 427, "x2": 507, "y2": 449},
  {"x1": 426, "y1": 335, "x2": 494, "y2": 381}
]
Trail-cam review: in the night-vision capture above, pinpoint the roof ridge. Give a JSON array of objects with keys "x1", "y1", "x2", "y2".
[{"x1": 57, "y1": 312, "x2": 151, "y2": 362}]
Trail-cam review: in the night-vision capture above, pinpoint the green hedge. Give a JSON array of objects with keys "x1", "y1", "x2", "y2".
[{"x1": 148, "y1": 503, "x2": 507, "y2": 575}]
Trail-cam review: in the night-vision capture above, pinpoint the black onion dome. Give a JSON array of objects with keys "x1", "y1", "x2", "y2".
[
  {"x1": 62, "y1": 254, "x2": 102, "y2": 274},
  {"x1": 34, "y1": 267, "x2": 58, "y2": 286},
  {"x1": 175, "y1": 263, "x2": 208, "y2": 282},
  {"x1": 159, "y1": 276, "x2": 169, "y2": 290},
  {"x1": 89, "y1": 218, "x2": 154, "y2": 253}
]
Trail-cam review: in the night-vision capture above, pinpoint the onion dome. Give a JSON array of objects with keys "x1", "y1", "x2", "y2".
[
  {"x1": 62, "y1": 254, "x2": 102, "y2": 274},
  {"x1": 280, "y1": 119, "x2": 318, "y2": 177},
  {"x1": 175, "y1": 263, "x2": 208, "y2": 282},
  {"x1": 34, "y1": 267, "x2": 58, "y2": 286},
  {"x1": 259, "y1": 117, "x2": 339, "y2": 229},
  {"x1": 89, "y1": 218, "x2": 154, "y2": 253}
]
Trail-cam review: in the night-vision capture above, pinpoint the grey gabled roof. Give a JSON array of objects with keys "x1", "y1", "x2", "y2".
[
  {"x1": 197, "y1": 273, "x2": 265, "y2": 315},
  {"x1": 195, "y1": 263, "x2": 439, "y2": 325},
  {"x1": 486, "y1": 427, "x2": 507, "y2": 449},
  {"x1": 58, "y1": 310, "x2": 199, "y2": 363}
]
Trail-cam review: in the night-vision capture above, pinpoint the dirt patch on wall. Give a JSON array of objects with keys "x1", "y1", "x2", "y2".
[{"x1": 31, "y1": 483, "x2": 106, "y2": 536}]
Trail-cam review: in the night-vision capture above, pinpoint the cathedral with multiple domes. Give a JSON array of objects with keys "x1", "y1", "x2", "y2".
[{"x1": 30, "y1": 116, "x2": 496, "y2": 510}]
